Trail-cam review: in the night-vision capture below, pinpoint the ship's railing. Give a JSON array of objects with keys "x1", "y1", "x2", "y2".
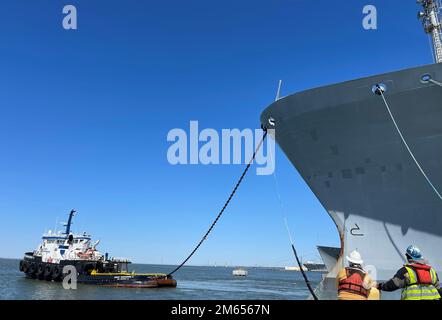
[
  {"x1": 111, "y1": 258, "x2": 132, "y2": 263},
  {"x1": 24, "y1": 253, "x2": 35, "y2": 259}
]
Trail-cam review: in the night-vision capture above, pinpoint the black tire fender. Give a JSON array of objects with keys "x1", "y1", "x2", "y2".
[
  {"x1": 29, "y1": 263, "x2": 37, "y2": 274},
  {"x1": 37, "y1": 263, "x2": 45, "y2": 276},
  {"x1": 44, "y1": 264, "x2": 53, "y2": 279},
  {"x1": 22, "y1": 261, "x2": 29, "y2": 273},
  {"x1": 53, "y1": 266, "x2": 62, "y2": 281}
]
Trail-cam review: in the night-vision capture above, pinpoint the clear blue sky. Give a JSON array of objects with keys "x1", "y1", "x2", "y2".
[{"x1": 0, "y1": 0, "x2": 434, "y2": 266}]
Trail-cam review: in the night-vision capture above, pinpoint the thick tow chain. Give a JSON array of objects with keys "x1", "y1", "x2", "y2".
[{"x1": 168, "y1": 129, "x2": 268, "y2": 276}]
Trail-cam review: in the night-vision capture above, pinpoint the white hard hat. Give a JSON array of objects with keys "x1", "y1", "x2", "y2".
[{"x1": 346, "y1": 250, "x2": 364, "y2": 265}]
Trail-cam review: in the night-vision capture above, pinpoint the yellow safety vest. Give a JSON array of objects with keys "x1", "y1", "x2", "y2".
[{"x1": 401, "y1": 265, "x2": 441, "y2": 300}]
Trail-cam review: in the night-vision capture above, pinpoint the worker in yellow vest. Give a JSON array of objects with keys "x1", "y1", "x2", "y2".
[
  {"x1": 377, "y1": 245, "x2": 441, "y2": 300},
  {"x1": 337, "y1": 250, "x2": 377, "y2": 300}
]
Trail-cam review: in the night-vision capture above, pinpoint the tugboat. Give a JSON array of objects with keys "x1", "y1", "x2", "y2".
[{"x1": 19, "y1": 210, "x2": 177, "y2": 288}]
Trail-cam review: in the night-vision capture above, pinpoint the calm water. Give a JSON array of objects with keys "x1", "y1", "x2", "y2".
[{"x1": 0, "y1": 258, "x2": 323, "y2": 300}]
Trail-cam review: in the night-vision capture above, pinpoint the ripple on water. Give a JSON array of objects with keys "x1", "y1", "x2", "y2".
[{"x1": 0, "y1": 259, "x2": 321, "y2": 300}]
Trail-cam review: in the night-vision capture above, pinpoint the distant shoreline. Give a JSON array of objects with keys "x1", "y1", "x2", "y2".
[{"x1": 0, "y1": 257, "x2": 299, "y2": 270}]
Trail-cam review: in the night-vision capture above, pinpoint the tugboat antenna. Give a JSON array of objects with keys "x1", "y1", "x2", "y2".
[{"x1": 418, "y1": 0, "x2": 442, "y2": 63}]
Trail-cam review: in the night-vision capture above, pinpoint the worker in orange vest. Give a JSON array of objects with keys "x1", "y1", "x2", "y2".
[{"x1": 337, "y1": 250, "x2": 376, "y2": 300}]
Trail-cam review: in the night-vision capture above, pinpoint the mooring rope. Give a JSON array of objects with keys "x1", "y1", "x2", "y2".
[
  {"x1": 267, "y1": 137, "x2": 319, "y2": 300},
  {"x1": 428, "y1": 78, "x2": 442, "y2": 87},
  {"x1": 376, "y1": 85, "x2": 442, "y2": 200},
  {"x1": 167, "y1": 129, "x2": 268, "y2": 276},
  {"x1": 283, "y1": 218, "x2": 319, "y2": 300}
]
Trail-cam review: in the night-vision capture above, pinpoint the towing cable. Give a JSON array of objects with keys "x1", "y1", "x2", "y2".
[{"x1": 167, "y1": 128, "x2": 268, "y2": 276}]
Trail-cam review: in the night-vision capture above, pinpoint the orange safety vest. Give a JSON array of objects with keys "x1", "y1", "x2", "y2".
[
  {"x1": 406, "y1": 264, "x2": 433, "y2": 284},
  {"x1": 338, "y1": 268, "x2": 369, "y2": 298},
  {"x1": 402, "y1": 263, "x2": 441, "y2": 300}
]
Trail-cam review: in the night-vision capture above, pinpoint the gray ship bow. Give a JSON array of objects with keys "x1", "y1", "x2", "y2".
[{"x1": 260, "y1": 63, "x2": 442, "y2": 299}]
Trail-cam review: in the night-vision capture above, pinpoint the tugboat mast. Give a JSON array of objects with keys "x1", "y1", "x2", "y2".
[
  {"x1": 418, "y1": 0, "x2": 442, "y2": 63},
  {"x1": 64, "y1": 209, "x2": 76, "y2": 234}
]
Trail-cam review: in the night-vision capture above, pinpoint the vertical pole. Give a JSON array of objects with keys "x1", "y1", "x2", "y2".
[
  {"x1": 429, "y1": 3, "x2": 442, "y2": 62},
  {"x1": 65, "y1": 209, "x2": 76, "y2": 234},
  {"x1": 419, "y1": 0, "x2": 442, "y2": 63},
  {"x1": 275, "y1": 80, "x2": 282, "y2": 101}
]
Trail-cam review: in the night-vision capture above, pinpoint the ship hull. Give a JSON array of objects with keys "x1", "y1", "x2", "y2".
[
  {"x1": 77, "y1": 274, "x2": 177, "y2": 288},
  {"x1": 261, "y1": 63, "x2": 442, "y2": 299},
  {"x1": 19, "y1": 255, "x2": 176, "y2": 288}
]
